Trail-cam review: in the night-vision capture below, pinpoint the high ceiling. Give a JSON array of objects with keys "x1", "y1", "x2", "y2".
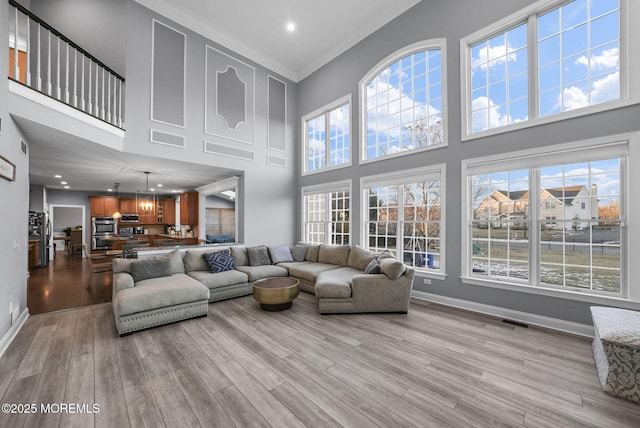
[
  {"x1": 26, "y1": 0, "x2": 421, "y2": 195},
  {"x1": 135, "y1": 0, "x2": 421, "y2": 82}
]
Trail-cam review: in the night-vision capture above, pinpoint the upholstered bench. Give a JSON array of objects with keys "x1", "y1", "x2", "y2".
[{"x1": 590, "y1": 306, "x2": 640, "y2": 403}]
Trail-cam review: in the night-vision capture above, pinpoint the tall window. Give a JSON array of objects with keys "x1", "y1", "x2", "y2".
[
  {"x1": 362, "y1": 165, "x2": 445, "y2": 273},
  {"x1": 302, "y1": 182, "x2": 350, "y2": 244},
  {"x1": 462, "y1": 0, "x2": 635, "y2": 138},
  {"x1": 303, "y1": 96, "x2": 350, "y2": 174},
  {"x1": 361, "y1": 40, "x2": 447, "y2": 162},
  {"x1": 465, "y1": 139, "x2": 627, "y2": 297}
]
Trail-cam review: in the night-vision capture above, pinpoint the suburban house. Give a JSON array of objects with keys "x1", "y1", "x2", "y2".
[{"x1": 1, "y1": 0, "x2": 640, "y2": 425}]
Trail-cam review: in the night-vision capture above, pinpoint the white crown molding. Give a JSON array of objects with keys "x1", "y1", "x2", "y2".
[{"x1": 134, "y1": 0, "x2": 297, "y2": 81}]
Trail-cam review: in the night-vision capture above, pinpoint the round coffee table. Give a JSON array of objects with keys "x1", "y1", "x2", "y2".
[{"x1": 252, "y1": 277, "x2": 300, "y2": 311}]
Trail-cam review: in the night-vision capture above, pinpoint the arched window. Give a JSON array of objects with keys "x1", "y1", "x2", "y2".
[{"x1": 360, "y1": 39, "x2": 447, "y2": 162}]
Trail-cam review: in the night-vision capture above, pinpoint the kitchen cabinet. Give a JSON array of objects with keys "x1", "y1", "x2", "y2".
[
  {"x1": 90, "y1": 196, "x2": 118, "y2": 217},
  {"x1": 180, "y1": 191, "x2": 199, "y2": 226},
  {"x1": 161, "y1": 198, "x2": 176, "y2": 225},
  {"x1": 118, "y1": 198, "x2": 137, "y2": 214}
]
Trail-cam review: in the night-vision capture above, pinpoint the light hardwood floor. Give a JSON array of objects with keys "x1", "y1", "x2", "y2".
[{"x1": 0, "y1": 293, "x2": 638, "y2": 427}]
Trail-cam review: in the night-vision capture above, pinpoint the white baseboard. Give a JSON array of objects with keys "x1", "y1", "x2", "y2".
[
  {"x1": 412, "y1": 291, "x2": 594, "y2": 338},
  {"x1": 0, "y1": 308, "x2": 30, "y2": 359}
]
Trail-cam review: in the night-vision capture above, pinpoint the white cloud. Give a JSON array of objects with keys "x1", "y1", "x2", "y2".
[
  {"x1": 559, "y1": 72, "x2": 620, "y2": 111},
  {"x1": 575, "y1": 48, "x2": 619, "y2": 72},
  {"x1": 308, "y1": 138, "x2": 325, "y2": 154},
  {"x1": 472, "y1": 43, "x2": 518, "y2": 71},
  {"x1": 471, "y1": 96, "x2": 511, "y2": 130}
]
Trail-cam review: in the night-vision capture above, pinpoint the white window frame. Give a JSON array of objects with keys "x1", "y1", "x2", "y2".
[
  {"x1": 359, "y1": 39, "x2": 448, "y2": 164},
  {"x1": 301, "y1": 94, "x2": 352, "y2": 175},
  {"x1": 461, "y1": 132, "x2": 640, "y2": 307},
  {"x1": 460, "y1": 0, "x2": 640, "y2": 141},
  {"x1": 361, "y1": 164, "x2": 446, "y2": 279},
  {"x1": 301, "y1": 180, "x2": 351, "y2": 245}
]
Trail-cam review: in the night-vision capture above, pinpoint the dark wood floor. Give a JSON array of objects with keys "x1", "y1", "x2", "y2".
[
  {"x1": 2, "y1": 292, "x2": 639, "y2": 427},
  {"x1": 28, "y1": 250, "x2": 112, "y2": 315}
]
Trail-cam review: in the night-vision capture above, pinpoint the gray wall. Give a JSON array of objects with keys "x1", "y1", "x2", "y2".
[
  {"x1": 297, "y1": 0, "x2": 640, "y2": 325},
  {"x1": 0, "y1": 0, "x2": 30, "y2": 339}
]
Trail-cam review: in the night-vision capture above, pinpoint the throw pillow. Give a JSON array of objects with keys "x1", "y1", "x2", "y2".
[
  {"x1": 203, "y1": 250, "x2": 236, "y2": 273},
  {"x1": 291, "y1": 244, "x2": 308, "y2": 262},
  {"x1": 247, "y1": 246, "x2": 272, "y2": 266},
  {"x1": 184, "y1": 250, "x2": 210, "y2": 272},
  {"x1": 268, "y1": 246, "x2": 294, "y2": 264},
  {"x1": 304, "y1": 245, "x2": 320, "y2": 262},
  {"x1": 130, "y1": 256, "x2": 173, "y2": 282},
  {"x1": 230, "y1": 246, "x2": 249, "y2": 266},
  {"x1": 364, "y1": 258, "x2": 381, "y2": 274},
  {"x1": 379, "y1": 258, "x2": 406, "y2": 280},
  {"x1": 347, "y1": 245, "x2": 377, "y2": 271}
]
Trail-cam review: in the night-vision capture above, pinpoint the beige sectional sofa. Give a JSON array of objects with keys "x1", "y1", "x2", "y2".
[{"x1": 112, "y1": 244, "x2": 414, "y2": 334}]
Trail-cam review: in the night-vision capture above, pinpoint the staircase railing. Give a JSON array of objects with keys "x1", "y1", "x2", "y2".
[{"x1": 8, "y1": 0, "x2": 125, "y2": 129}]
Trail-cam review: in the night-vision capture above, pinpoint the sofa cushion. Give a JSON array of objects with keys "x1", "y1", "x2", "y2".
[
  {"x1": 184, "y1": 249, "x2": 228, "y2": 273},
  {"x1": 347, "y1": 245, "x2": 377, "y2": 271},
  {"x1": 379, "y1": 258, "x2": 406, "y2": 280},
  {"x1": 236, "y1": 265, "x2": 288, "y2": 282},
  {"x1": 165, "y1": 249, "x2": 186, "y2": 274},
  {"x1": 315, "y1": 267, "x2": 361, "y2": 298},
  {"x1": 318, "y1": 245, "x2": 351, "y2": 267},
  {"x1": 113, "y1": 258, "x2": 133, "y2": 273},
  {"x1": 268, "y1": 246, "x2": 294, "y2": 264},
  {"x1": 291, "y1": 244, "x2": 308, "y2": 262},
  {"x1": 247, "y1": 246, "x2": 272, "y2": 266},
  {"x1": 276, "y1": 261, "x2": 311, "y2": 270},
  {"x1": 203, "y1": 250, "x2": 236, "y2": 273},
  {"x1": 130, "y1": 256, "x2": 173, "y2": 282},
  {"x1": 187, "y1": 269, "x2": 249, "y2": 289},
  {"x1": 114, "y1": 273, "x2": 209, "y2": 316},
  {"x1": 231, "y1": 246, "x2": 249, "y2": 266},
  {"x1": 364, "y1": 258, "x2": 381, "y2": 274},
  {"x1": 288, "y1": 263, "x2": 341, "y2": 283},
  {"x1": 304, "y1": 245, "x2": 320, "y2": 262}
]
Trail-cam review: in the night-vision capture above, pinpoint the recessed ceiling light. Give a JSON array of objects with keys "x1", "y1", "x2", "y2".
[
  {"x1": 54, "y1": 174, "x2": 62, "y2": 178},
  {"x1": 61, "y1": 181, "x2": 67, "y2": 185},
  {"x1": 286, "y1": 22, "x2": 296, "y2": 32},
  {"x1": 64, "y1": 186, "x2": 70, "y2": 189},
  {"x1": 157, "y1": 184, "x2": 163, "y2": 187},
  {"x1": 108, "y1": 188, "x2": 113, "y2": 192},
  {"x1": 150, "y1": 188, "x2": 155, "y2": 192}
]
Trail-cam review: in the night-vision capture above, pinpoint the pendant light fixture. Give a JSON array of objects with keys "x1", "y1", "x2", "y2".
[
  {"x1": 112, "y1": 182, "x2": 122, "y2": 219},
  {"x1": 136, "y1": 172, "x2": 157, "y2": 213}
]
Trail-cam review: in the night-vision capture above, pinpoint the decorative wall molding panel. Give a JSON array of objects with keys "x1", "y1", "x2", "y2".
[
  {"x1": 267, "y1": 154, "x2": 286, "y2": 167},
  {"x1": 204, "y1": 140, "x2": 254, "y2": 161},
  {"x1": 150, "y1": 129, "x2": 185, "y2": 148},
  {"x1": 267, "y1": 75, "x2": 287, "y2": 152},
  {"x1": 205, "y1": 46, "x2": 255, "y2": 144},
  {"x1": 151, "y1": 20, "x2": 186, "y2": 128}
]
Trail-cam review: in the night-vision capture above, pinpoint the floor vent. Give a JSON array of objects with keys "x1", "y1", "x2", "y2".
[{"x1": 502, "y1": 319, "x2": 529, "y2": 328}]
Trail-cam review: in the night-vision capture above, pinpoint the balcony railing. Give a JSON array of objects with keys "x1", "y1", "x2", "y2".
[{"x1": 8, "y1": 0, "x2": 125, "y2": 129}]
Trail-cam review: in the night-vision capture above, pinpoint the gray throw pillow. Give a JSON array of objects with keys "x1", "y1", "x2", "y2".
[
  {"x1": 364, "y1": 259, "x2": 381, "y2": 274},
  {"x1": 247, "y1": 246, "x2": 272, "y2": 266},
  {"x1": 130, "y1": 256, "x2": 173, "y2": 282},
  {"x1": 291, "y1": 244, "x2": 308, "y2": 262},
  {"x1": 268, "y1": 246, "x2": 294, "y2": 264},
  {"x1": 231, "y1": 246, "x2": 249, "y2": 266},
  {"x1": 379, "y1": 258, "x2": 406, "y2": 280}
]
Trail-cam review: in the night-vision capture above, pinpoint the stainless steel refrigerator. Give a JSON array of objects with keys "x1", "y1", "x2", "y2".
[{"x1": 28, "y1": 211, "x2": 51, "y2": 267}]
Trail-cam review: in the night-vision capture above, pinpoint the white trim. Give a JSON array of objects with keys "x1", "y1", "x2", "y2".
[
  {"x1": 412, "y1": 291, "x2": 594, "y2": 338},
  {"x1": 149, "y1": 129, "x2": 186, "y2": 149},
  {"x1": 0, "y1": 308, "x2": 29, "y2": 359},
  {"x1": 359, "y1": 39, "x2": 448, "y2": 164},
  {"x1": 460, "y1": 0, "x2": 640, "y2": 141},
  {"x1": 204, "y1": 45, "x2": 256, "y2": 145},
  {"x1": 301, "y1": 180, "x2": 352, "y2": 244},
  {"x1": 360, "y1": 164, "x2": 446, "y2": 275},
  {"x1": 460, "y1": 132, "x2": 638, "y2": 302},
  {"x1": 150, "y1": 19, "x2": 187, "y2": 129},
  {"x1": 9, "y1": 81, "x2": 125, "y2": 138},
  {"x1": 267, "y1": 75, "x2": 288, "y2": 153},
  {"x1": 301, "y1": 94, "x2": 352, "y2": 175}
]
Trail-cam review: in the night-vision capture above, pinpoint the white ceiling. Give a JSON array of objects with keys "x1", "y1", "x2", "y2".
[
  {"x1": 134, "y1": 0, "x2": 421, "y2": 82},
  {"x1": 26, "y1": 0, "x2": 421, "y2": 195}
]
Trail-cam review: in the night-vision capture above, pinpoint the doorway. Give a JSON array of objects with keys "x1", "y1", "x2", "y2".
[{"x1": 50, "y1": 205, "x2": 85, "y2": 258}]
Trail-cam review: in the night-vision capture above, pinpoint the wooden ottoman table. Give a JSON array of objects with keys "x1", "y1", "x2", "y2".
[{"x1": 252, "y1": 277, "x2": 300, "y2": 311}]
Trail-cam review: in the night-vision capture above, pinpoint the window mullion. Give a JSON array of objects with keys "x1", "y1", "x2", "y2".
[
  {"x1": 325, "y1": 112, "x2": 331, "y2": 169},
  {"x1": 530, "y1": 168, "x2": 540, "y2": 285},
  {"x1": 528, "y1": 14, "x2": 539, "y2": 121},
  {"x1": 397, "y1": 184, "x2": 404, "y2": 260}
]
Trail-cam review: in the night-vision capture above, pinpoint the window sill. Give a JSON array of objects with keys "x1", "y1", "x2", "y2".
[
  {"x1": 414, "y1": 270, "x2": 447, "y2": 281},
  {"x1": 302, "y1": 162, "x2": 352, "y2": 177},
  {"x1": 460, "y1": 276, "x2": 640, "y2": 309},
  {"x1": 359, "y1": 142, "x2": 447, "y2": 166}
]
